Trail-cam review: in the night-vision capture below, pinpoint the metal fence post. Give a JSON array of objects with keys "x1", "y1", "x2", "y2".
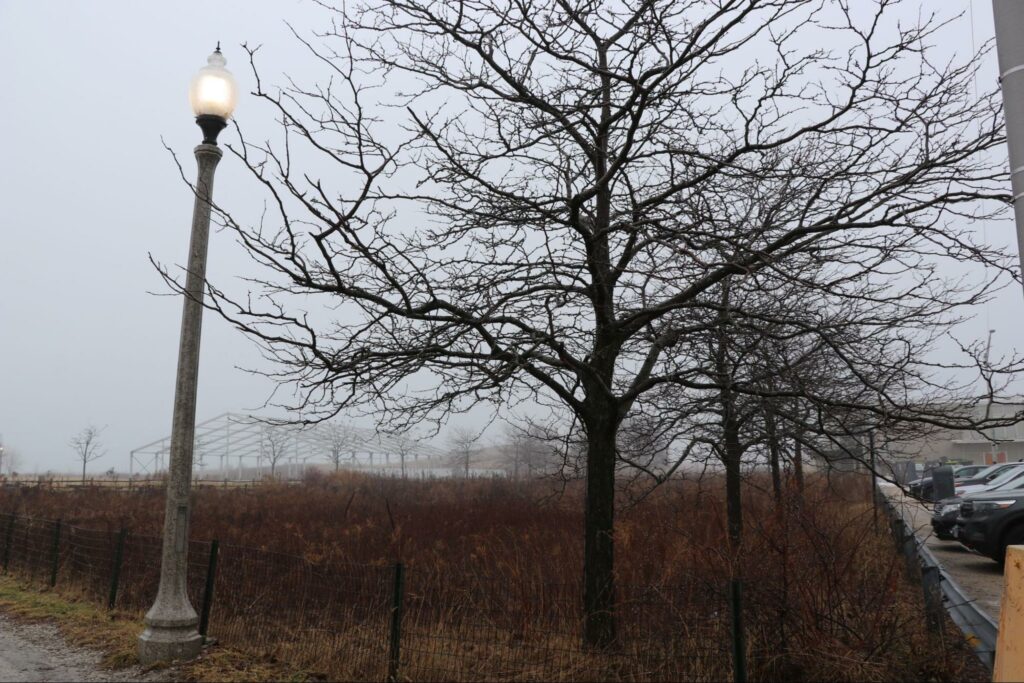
[
  {"x1": 48, "y1": 519, "x2": 62, "y2": 587},
  {"x1": 901, "y1": 531, "x2": 919, "y2": 581},
  {"x1": 107, "y1": 528, "x2": 128, "y2": 610},
  {"x1": 889, "y1": 517, "x2": 903, "y2": 553},
  {"x1": 199, "y1": 540, "x2": 220, "y2": 640},
  {"x1": 2, "y1": 514, "x2": 15, "y2": 573},
  {"x1": 730, "y1": 579, "x2": 747, "y2": 683},
  {"x1": 387, "y1": 562, "x2": 405, "y2": 682},
  {"x1": 921, "y1": 565, "x2": 944, "y2": 634}
]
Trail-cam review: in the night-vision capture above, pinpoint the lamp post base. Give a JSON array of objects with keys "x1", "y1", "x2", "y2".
[{"x1": 138, "y1": 623, "x2": 203, "y2": 665}]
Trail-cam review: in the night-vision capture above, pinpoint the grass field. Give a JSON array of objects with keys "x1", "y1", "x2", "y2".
[{"x1": 0, "y1": 471, "x2": 988, "y2": 681}]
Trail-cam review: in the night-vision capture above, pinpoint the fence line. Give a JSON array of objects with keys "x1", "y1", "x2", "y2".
[
  {"x1": 0, "y1": 471, "x2": 516, "y2": 492},
  {"x1": 0, "y1": 479, "x2": 277, "y2": 491},
  {"x1": 0, "y1": 511, "x2": 747, "y2": 681},
  {"x1": 0, "y1": 493, "x2": 966, "y2": 681},
  {"x1": 876, "y1": 489, "x2": 998, "y2": 669}
]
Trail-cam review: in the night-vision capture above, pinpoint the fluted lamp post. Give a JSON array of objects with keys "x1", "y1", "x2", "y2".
[{"x1": 138, "y1": 45, "x2": 237, "y2": 665}]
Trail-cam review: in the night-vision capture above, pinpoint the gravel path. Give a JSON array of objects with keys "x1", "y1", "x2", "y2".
[
  {"x1": 883, "y1": 485, "x2": 1005, "y2": 619},
  {"x1": 0, "y1": 615, "x2": 164, "y2": 682}
]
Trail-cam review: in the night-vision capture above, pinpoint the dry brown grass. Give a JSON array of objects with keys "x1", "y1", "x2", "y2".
[{"x1": 0, "y1": 472, "x2": 989, "y2": 681}]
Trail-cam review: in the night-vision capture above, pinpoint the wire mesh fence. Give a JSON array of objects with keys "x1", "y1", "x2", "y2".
[
  {"x1": 397, "y1": 576, "x2": 733, "y2": 681},
  {"x1": 0, "y1": 512, "x2": 740, "y2": 681}
]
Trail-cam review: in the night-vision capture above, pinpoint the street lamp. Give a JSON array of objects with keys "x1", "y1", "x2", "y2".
[{"x1": 138, "y1": 45, "x2": 237, "y2": 665}]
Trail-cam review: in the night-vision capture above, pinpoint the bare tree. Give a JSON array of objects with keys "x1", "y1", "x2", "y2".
[
  {"x1": 498, "y1": 426, "x2": 527, "y2": 480},
  {"x1": 262, "y1": 427, "x2": 292, "y2": 477},
  {"x1": 69, "y1": 426, "x2": 105, "y2": 481},
  {"x1": 194, "y1": 436, "x2": 207, "y2": 475},
  {"x1": 325, "y1": 423, "x2": 354, "y2": 472},
  {"x1": 161, "y1": 1, "x2": 1024, "y2": 646},
  {"x1": 394, "y1": 433, "x2": 416, "y2": 478},
  {"x1": 449, "y1": 427, "x2": 478, "y2": 479},
  {"x1": 0, "y1": 446, "x2": 22, "y2": 479}
]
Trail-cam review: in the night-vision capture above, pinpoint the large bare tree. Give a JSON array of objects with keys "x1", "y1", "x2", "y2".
[{"x1": 162, "y1": 1, "x2": 1022, "y2": 645}]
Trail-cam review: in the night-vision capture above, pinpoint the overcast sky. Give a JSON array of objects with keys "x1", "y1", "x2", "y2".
[{"x1": 0, "y1": 1, "x2": 1021, "y2": 475}]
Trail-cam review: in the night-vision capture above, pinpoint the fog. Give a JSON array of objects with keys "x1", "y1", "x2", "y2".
[{"x1": 0, "y1": 1, "x2": 1020, "y2": 475}]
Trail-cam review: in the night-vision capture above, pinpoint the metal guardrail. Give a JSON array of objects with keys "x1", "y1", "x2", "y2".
[
  {"x1": 879, "y1": 491, "x2": 998, "y2": 669},
  {"x1": 919, "y1": 541, "x2": 999, "y2": 668}
]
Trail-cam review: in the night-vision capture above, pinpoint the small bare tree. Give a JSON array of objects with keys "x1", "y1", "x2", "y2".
[
  {"x1": 194, "y1": 436, "x2": 207, "y2": 474},
  {"x1": 499, "y1": 427, "x2": 527, "y2": 480},
  {"x1": 449, "y1": 427, "x2": 478, "y2": 479},
  {"x1": 69, "y1": 426, "x2": 105, "y2": 481},
  {"x1": 262, "y1": 427, "x2": 292, "y2": 477},
  {"x1": 0, "y1": 446, "x2": 21, "y2": 479},
  {"x1": 394, "y1": 433, "x2": 416, "y2": 478},
  {"x1": 325, "y1": 423, "x2": 354, "y2": 472}
]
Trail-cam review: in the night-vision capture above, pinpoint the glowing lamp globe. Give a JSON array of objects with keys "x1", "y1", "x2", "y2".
[{"x1": 189, "y1": 46, "x2": 237, "y2": 143}]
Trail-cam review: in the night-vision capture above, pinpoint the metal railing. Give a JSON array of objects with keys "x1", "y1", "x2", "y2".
[{"x1": 877, "y1": 489, "x2": 998, "y2": 669}]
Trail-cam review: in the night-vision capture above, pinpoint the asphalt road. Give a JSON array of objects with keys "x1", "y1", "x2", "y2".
[{"x1": 883, "y1": 485, "x2": 1005, "y2": 619}]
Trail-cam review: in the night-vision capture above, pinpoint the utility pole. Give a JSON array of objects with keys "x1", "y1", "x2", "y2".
[{"x1": 992, "y1": 1, "x2": 1024, "y2": 295}]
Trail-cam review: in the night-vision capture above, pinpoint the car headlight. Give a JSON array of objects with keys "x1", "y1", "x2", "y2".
[
  {"x1": 938, "y1": 503, "x2": 961, "y2": 515},
  {"x1": 974, "y1": 500, "x2": 1019, "y2": 511}
]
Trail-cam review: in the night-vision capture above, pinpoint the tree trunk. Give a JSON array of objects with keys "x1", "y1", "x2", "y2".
[
  {"x1": 765, "y1": 408, "x2": 782, "y2": 504},
  {"x1": 723, "y1": 425, "x2": 744, "y2": 553},
  {"x1": 82, "y1": 461, "x2": 86, "y2": 482},
  {"x1": 793, "y1": 438, "x2": 804, "y2": 494},
  {"x1": 583, "y1": 414, "x2": 617, "y2": 648},
  {"x1": 716, "y1": 277, "x2": 744, "y2": 554}
]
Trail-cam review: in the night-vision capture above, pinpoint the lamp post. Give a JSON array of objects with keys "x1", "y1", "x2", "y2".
[
  {"x1": 992, "y1": 1, "x2": 1024, "y2": 297},
  {"x1": 138, "y1": 45, "x2": 237, "y2": 665}
]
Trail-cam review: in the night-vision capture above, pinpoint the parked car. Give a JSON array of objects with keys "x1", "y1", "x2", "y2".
[
  {"x1": 932, "y1": 499, "x2": 962, "y2": 540},
  {"x1": 953, "y1": 464, "x2": 994, "y2": 480},
  {"x1": 932, "y1": 473, "x2": 1024, "y2": 540},
  {"x1": 942, "y1": 462, "x2": 1024, "y2": 493},
  {"x1": 954, "y1": 490, "x2": 1024, "y2": 564},
  {"x1": 908, "y1": 463, "x2": 992, "y2": 500},
  {"x1": 955, "y1": 462, "x2": 1024, "y2": 497}
]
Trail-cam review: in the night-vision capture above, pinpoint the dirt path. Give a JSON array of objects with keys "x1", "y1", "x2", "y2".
[
  {"x1": 0, "y1": 615, "x2": 162, "y2": 682},
  {"x1": 883, "y1": 484, "x2": 1005, "y2": 619}
]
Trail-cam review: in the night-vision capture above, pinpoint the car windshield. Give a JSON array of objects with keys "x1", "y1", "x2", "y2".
[
  {"x1": 967, "y1": 464, "x2": 1004, "y2": 480},
  {"x1": 997, "y1": 477, "x2": 1024, "y2": 492},
  {"x1": 985, "y1": 466, "x2": 1024, "y2": 488},
  {"x1": 974, "y1": 464, "x2": 1015, "y2": 481}
]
